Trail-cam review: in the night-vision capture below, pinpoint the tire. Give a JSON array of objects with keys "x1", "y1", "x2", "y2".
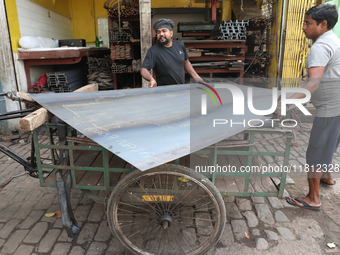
[{"x1": 107, "y1": 164, "x2": 226, "y2": 255}]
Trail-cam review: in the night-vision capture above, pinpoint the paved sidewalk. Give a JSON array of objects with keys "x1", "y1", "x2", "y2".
[{"x1": 0, "y1": 125, "x2": 340, "y2": 255}]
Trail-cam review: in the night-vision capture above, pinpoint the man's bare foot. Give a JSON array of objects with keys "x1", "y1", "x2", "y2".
[
  {"x1": 320, "y1": 172, "x2": 334, "y2": 184},
  {"x1": 288, "y1": 196, "x2": 321, "y2": 207},
  {"x1": 320, "y1": 178, "x2": 335, "y2": 185}
]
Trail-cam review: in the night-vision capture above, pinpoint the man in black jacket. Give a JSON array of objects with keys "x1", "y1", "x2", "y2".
[{"x1": 141, "y1": 18, "x2": 202, "y2": 87}]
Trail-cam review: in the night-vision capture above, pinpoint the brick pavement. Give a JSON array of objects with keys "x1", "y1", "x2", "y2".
[{"x1": 0, "y1": 126, "x2": 339, "y2": 254}]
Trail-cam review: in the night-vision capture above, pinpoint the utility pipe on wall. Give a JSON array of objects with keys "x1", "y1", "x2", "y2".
[
  {"x1": 211, "y1": 0, "x2": 217, "y2": 22},
  {"x1": 277, "y1": 0, "x2": 288, "y2": 89}
]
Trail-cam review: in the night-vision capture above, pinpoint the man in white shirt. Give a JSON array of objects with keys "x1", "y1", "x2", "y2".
[{"x1": 287, "y1": 4, "x2": 340, "y2": 210}]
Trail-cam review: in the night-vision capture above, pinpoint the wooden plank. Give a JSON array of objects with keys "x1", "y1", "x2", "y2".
[
  {"x1": 44, "y1": 169, "x2": 67, "y2": 185},
  {"x1": 19, "y1": 108, "x2": 54, "y2": 132},
  {"x1": 17, "y1": 48, "x2": 109, "y2": 60},
  {"x1": 109, "y1": 157, "x2": 129, "y2": 187},
  {"x1": 109, "y1": 154, "x2": 128, "y2": 169},
  {"x1": 74, "y1": 83, "x2": 98, "y2": 92},
  {"x1": 179, "y1": 155, "x2": 190, "y2": 168},
  {"x1": 97, "y1": 151, "x2": 115, "y2": 187},
  {"x1": 97, "y1": 153, "x2": 128, "y2": 187},
  {"x1": 183, "y1": 40, "x2": 246, "y2": 43},
  {"x1": 118, "y1": 172, "x2": 129, "y2": 181},
  {"x1": 184, "y1": 43, "x2": 246, "y2": 49},
  {"x1": 17, "y1": 50, "x2": 82, "y2": 60},
  {"x1": 44, "y1": 149, "x2": 83, "y2": 184},
  {"x1": 74, "y1": 150, "x2": 102, "y2": 183},
  {"x1": 190, "y1": 56, "x2": 245, "y2": 61},
  {"x1": 19, "y1": 83, "x2": 99, "y2": 131},
  {"x1": 97, "y1": 152, "x2": 117, "y2": 186},
  {"x1": 125, "y1": 161, "x2": 136, "y2": 170},
  {"x1": 77, "y1": 151, "x2": 104, "y2": 186},
  {"x1": 18, "y1": 92, "x2": 34, "y2": 102}
]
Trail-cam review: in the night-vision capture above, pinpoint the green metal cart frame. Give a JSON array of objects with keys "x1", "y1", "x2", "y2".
[
  {"x1": 34, "y1": 123, "x2": 292, "y2": 197},
  {"x1": 32, "y1": 122, "x2": 292, "y2": 255}
]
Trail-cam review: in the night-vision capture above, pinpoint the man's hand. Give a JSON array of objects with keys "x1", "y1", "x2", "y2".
[
  {"x1": 273, "y1": 96, "x2": 293, "y2": 121},
  {"x1": 140, "y1": 68, "x2": 157, "y2": 88},
  {"x1": 184, "y1": 60, "x2": 202, "y2": 84},
  {"x1": 149, "y1": 78, "x2": 157, "y2": 88},
  {"x1": 193, "y1": 76, "x2": 204, "y2": 83}
]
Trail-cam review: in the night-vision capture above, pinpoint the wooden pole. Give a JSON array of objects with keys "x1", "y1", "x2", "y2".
[
  {"x1": 0, "y1": 0, "x2": 20, "y2": 133},
  {"x1": 139, "y1": 0, "x2": 152, "y2": 88}
]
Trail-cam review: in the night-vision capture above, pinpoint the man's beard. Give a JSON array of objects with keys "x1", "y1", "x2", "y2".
[{"x1": 157, "y1": 36, "x2": 170, "y2": 46}]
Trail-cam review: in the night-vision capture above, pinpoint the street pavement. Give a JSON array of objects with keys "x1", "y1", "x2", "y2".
[{"x1": 0, "y1": 124, "x2": 340, "y2": 255}]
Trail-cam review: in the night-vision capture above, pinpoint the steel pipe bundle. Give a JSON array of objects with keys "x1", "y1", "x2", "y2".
[
  {"x1": 217, "y1": 20, "x2": 248, "y2": 40},
  {"x1": 248, "y1": 17, "x2": 271, "y2": 29},
  {"x1": 47, "y1": 69, "x2": 87, "y2": 93},
  {"x1": 132, "y1": 59, "x2": 141, "y2": 72},
  {"x1": 110, "y1": 31, "x2": 131, "y2": 43},
  {"x1": 87, "y1": 56, "x2": 113, "y2": 90},
  {"x1": 110, "y1": 44, "x2": 131, "y2": 59},
  {"x1": 249, "y1": 51, "x2": 271, "y2": 68},
  {"x1": 111, "y1": 63, "x2": 128, "y2": 73},
  {"x1": 111, "y1": 59, "x2": 140, "y2": 74},
  {"x1": 88, "y1": 56, "x2": 112, "y2": 74},
  {"x1": 88, "y1": 72, "x2": 113, "y2": 90},
  {"x1": 106, "y1": 7, "x2": 140, "y2": 19},
  {"x1": 104, "y1": 0, "x2": 140, "y2": 19},
  {"x1": 246, "y1": 31, "x2": 267, "y2": 45}
]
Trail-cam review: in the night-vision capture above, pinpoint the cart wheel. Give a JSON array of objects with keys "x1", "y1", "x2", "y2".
[{"x1": 107, "y1": 164, "x2": 226, "y2": 255}]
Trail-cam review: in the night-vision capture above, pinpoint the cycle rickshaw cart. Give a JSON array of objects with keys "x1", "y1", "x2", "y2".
[{"x1": 3, "y1": 84, "x2": 292, "y2": 255}]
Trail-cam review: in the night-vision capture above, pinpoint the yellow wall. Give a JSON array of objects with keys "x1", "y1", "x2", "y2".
[
  {"x1": 31, "y1": 0, "x2": 71, "y2": 18},
  {"x1": 222, "y1": 1, "x2": 232, "y2": 21},
  {"x1": 7, "y1": 0, "x2": 228, "y2": 49},
  {"x1": 94, "y1": 0, "x2": 220, "y2": 12},
  {"x1": 152, "y1": 0, "x2": 210, "y2": 8},
  {"x1": 70, "y1": 0, "x2": 96, "y2": 43},
  {"x1": 95, "y1": 0, "x2": 109, "y2": 18},
  {"x1": 5, "y1": 0, "x2": 21, "y2": 52},
  {"x1": 83, "y1": 0, "x2": 214, "y2": 21},
  {"x1": 71, "y1": 0, "x2": 222, "y2": 42}
]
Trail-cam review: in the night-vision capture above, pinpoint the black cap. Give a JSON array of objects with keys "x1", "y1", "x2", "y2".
[{"x1": 153, "y1": 18, "x2": 175, "y2": 32}]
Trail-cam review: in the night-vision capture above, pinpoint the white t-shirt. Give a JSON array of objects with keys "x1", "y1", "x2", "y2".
[{"x1": 306, "y1": 30, "x2": 340, "y2": 117}]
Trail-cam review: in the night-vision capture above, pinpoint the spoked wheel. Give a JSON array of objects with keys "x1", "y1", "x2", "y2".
[{"x1": 107, "y1": 164, "x2": 226, "y2": 255}]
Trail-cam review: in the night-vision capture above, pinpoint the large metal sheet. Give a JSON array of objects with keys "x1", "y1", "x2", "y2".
[{"x1": 30, "y1": 83, "x2": 275, "y2": 170}]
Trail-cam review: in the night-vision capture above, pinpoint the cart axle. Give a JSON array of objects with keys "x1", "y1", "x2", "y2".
[{"x1": 159, "y1": 215, "x2": 173, "y2": 229}]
